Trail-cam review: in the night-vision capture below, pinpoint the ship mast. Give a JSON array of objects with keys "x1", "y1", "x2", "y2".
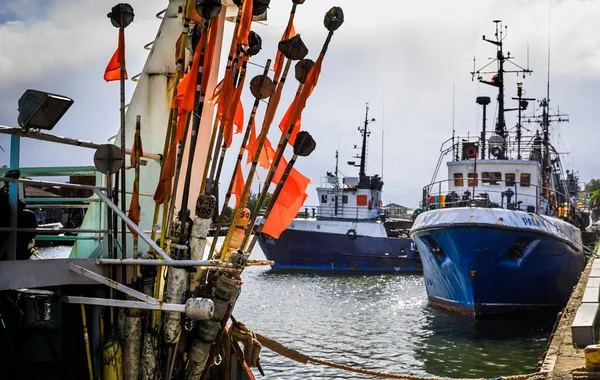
[
  {"x1": 358, "y1": 103, "x2": 374, "y2": 186},
  {"x1": 471, "y1": 20, "x2": 532, "y2": 159}
]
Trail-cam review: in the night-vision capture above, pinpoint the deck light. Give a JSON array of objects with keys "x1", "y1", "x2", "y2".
[
  {"x1": 17, "y1": 90, "x2": 74, "y2": 131},
  {"x1": 107, "y1": 3, "x2": 134, "y2": 28}
]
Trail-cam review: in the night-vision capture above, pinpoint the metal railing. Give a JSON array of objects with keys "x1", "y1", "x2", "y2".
[
  {"x1": 295, "y1": 204, "x2": 382, "y2": 221},
  {"x1": 0, "y1": 176, "x2": 172, "y2": 261},
  {"x1": 422, "y1": 177, "x2": 571, "y2": 215}
]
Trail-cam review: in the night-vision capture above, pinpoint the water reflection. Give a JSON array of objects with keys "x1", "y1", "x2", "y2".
[{"x1": 415, "y1": 307, "x2": 557, "y2": 378}]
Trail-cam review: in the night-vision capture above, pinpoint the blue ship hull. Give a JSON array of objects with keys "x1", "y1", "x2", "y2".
[
  {"x1": 411, "y1": 225, "x2": 585, "y2": 316},
  {"x1": 257, "y1": 228, "x2": 422, "y2": 273}
]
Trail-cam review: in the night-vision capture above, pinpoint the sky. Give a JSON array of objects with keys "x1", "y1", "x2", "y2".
[{"x1": 1, "y1": 0, "x2": 600, "y2": 209}]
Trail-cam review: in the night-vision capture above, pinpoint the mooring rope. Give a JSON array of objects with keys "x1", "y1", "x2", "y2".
[{"x1": 227, "y1": 321, "x2": 549, "y2": 380}]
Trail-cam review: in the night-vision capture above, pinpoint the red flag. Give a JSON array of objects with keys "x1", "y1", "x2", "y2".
[
  {"x1": 273, "y1": 22, "x2": 296, "y2": 77},
  {"x1": 104, "y1": 29, "x2": 127, "y2": 82},
  {"x1": 262, "y1": 168, "x2": 310, "y2": 239},
  {"x1": 236, "y1": 0, "x2": 254, "y2": 46},
  {"x1": 278, "y1": 55, "x2": 323, "y2": 144},
  {"x1": 232, "y1": 162, "x2": 245, "y2": 208}
]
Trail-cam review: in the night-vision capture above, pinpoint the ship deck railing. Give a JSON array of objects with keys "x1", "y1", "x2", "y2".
[
  {"x1": 445, "y1": 133, "x2": 542, "y2": 162},
  {"x1": 295, "y1": 205, "x2": 383, "y2": 221},
  {"x1": 422, "y1": 177, "x2": 574, "y2": 216},
  {"x1": 0, "y1": 175, "x2": 172, "y2": 262}
]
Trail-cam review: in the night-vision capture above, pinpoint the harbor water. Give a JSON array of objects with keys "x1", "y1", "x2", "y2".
[{"x1": 40, "y1": 243, "x2": 556, "y2": 379}]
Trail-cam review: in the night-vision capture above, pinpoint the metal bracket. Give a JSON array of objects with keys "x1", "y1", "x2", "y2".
[{"x1": 68, "y1": 263, "x2": 158, "y2": 305}]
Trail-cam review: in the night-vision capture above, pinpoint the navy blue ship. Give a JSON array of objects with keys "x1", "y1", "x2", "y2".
[
  {"x1": 258, "y1": 104, "x2": 422, "y2": 272},
  {"x1": 410, "y1": 21, "x2": 589, "y2": 316}
]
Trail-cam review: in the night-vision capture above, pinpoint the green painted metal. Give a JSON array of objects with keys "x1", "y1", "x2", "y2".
[
  {"x1": 0, "y1": 166, "x2": 97, "y2": 177},
  {"x1": 23, "y1": 198, "x2": 98, "y2": 203},
  {"x1": 36, "y1": 236, "x2": 99, "y2": 242}
]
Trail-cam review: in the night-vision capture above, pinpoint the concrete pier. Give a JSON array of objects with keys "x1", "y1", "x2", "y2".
[{"x1": 541, "y1": 247, "x2": 599, "y2": 379}]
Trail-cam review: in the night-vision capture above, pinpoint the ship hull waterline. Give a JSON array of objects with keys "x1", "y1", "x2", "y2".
[
  {"x1": 258, "y1": 228, "x2": 422, "y2": 273},
  {"x1": 411, "y1": 211, "x2": 584, "y2": 317}
]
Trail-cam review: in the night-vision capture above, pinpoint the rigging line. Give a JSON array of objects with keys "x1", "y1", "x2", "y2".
[
  {"x1": 381, "y1": 85, "x2": 385, "y2": 180},
  {"x1": 547, "y1": 0, "x2": 552, "y2": 104}
]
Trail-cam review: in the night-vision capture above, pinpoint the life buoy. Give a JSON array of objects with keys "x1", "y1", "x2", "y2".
[{"x1": 346, "y1": 229, "x2": 357, "y2": 240}]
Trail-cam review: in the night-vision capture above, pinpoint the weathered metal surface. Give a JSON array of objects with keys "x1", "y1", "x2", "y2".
[
  {"x1": 0, "y1": 258, "x2": 109, "y2": 290},
  {"x1": 163, "y1": 267, "x2": 187, "y2": 343},
  {"x1": 124, "y1": 316, "x2": 143, "y2": 380}
]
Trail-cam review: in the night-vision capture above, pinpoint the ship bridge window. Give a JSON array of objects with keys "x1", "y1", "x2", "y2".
[
  {"x1": 337, "y1": 195, "x2": 348, "y2": 204},
  {"x1": 482, "y1": 172, "x2": 502, "y2": 185},
  {"x1": 506, "y1": 173, "x2": 516, "y2": 187},
  {"x1": 468, "y1": 172, "x2": 478, "y2": 187},
  {"x1": 520, "y1": 173, "x2": 531, "y2": 187},
  {"x1": 321, "y1": 195, "x2": 328, "y2": 203},
  {"x1": 453, "y1": 173, "x2": 464, "y2": 187}
]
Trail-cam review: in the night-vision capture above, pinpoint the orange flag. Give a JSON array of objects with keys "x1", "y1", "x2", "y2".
[
  {"x1": 104, "y1": 29, "x2": 127, "y2": 82},
  {"x1": 262, "y1": 168, "x2": 310, "y2": 239},
  {"x1": 273, "y1": 22, "x2": 296, "y2": 77},
  {"x1": 127, "y1": 132, "x2": 143, "y2": 237},
  {"x1": 222, "y1": 59, "x2": 247, "y2": 147},
  {"x1": 271, "y1": 156, "x2": 287, "y2": 184},
  {"x1": 246, "y1": 119, "x2": 274, "y2": 169},
  {"x1": 236, "y1": 0, "x2": 254, "y2": 46},
  {"x1": 278, "y1": 55, "x2": 323, "y2": 144},
  {"x1": 232, "y1": 162, "x2": 245, "y2": 208},
  {"x1": 128, "y1": 195, "x2": 141, "y2": 238},
  {"x1": 153, "y1": 138, "x2": 177, "y2": 205},
  {"x1": 172, "y1": 16, "x2": 220, "y2": 112}
]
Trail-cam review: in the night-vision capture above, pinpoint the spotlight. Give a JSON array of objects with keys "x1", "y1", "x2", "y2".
[{"x1": 17, "y1": 90, "x2": 74, "y2": 131}]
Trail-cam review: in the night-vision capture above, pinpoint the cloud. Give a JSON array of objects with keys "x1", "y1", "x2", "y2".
[{"x1": 1, "y1": 0, "x2": 599, "y2": 208}]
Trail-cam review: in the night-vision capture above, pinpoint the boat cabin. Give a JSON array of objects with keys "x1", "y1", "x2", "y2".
[
  {"x1": 313, "y1": 175, "x2": 382, "y2": 220},
  {"x1": 441, "y1": 159, "x2": 542, "y2": 212}
]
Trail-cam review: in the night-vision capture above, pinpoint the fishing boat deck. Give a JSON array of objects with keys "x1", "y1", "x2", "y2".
[{"x1": 542, "y1": 247, "x2": 599, "y2": 378}]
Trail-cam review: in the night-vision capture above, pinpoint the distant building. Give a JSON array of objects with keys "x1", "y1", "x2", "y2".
[{"x1": 383, "y1": 202, "x2": 411, "y2": 218}]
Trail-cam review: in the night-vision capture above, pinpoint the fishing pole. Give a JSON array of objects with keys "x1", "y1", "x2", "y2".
[
  {"x1": 208, "y1": 61, "x2": 274, "y2": 258},
  {"x1": 216, "y1": 35, "x2": 309, "y2": 260},
  {"x1": 243, "y1": 7, "x2": 344, "y2": 252},
  {"x1": 162, "y1": 2, "x2": 222, "y2": 372},
  {"x1": 132, "y1": 115, "x2": 141, "y2": 281},
  {"x1": 273, "y1": 0, "x2": 303, "y2": 84},
  {"x1": 148, "y1": 0, "x2": 193, "y2": 256},
  {"x1": 249, "y1": 131, "x2": 316, "y2": 248},
  {"x1": 203, "y1": 0, "x2": 248, "y2": 200}
]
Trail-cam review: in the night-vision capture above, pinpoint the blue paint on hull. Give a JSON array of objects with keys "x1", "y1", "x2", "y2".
[
  {"x1": 411, "y1": 226, "x2": 585, "y2": 316},
  {"x1": 257, "y1": 229, "x2": 422, "y2": 273}
]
